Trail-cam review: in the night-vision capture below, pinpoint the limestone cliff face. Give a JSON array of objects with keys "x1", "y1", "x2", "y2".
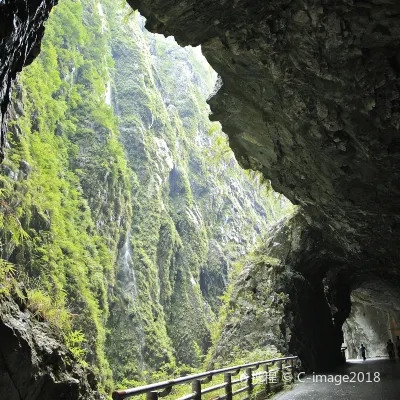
[{"x1": 102, "y1": 4, "x2": 290, "y2": 380}]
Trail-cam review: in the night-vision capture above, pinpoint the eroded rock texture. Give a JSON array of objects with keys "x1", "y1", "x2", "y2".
[
  {"x1": 0, "y1": 293, "x2": 102, "y2": 400},
  {"x1": 128, "y1": 0, "x2": 400, "y2": 369},
  {"x1": 209, "y1": 212, "x2": 351, "y2": 371},
  {"x1": 343, "y1": 289, "x2": 400, "y2": 359},
  {"x1": 0, "y1": 0, "x2": 57, "y2": 162},
  {"x1": 127, "y1": 0, "x2": 400, "y2": 270}
]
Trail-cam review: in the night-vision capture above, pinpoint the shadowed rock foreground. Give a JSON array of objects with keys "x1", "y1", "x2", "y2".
[{"x1": 0, "y1": 293, "x2": 102, "y2": 400}]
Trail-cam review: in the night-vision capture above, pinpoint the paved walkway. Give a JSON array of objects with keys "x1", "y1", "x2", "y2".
[{"x1": 274, "y1": 358, "x2": 400, "y2": 400}]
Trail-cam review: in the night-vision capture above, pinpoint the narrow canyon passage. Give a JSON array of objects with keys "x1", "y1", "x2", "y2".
[{"x1": 1, "y1": 0, "x2": 400, "y2": 398}]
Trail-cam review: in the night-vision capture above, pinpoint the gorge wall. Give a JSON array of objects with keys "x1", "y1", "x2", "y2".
[
  {"x1": 125, "y1": 0, "x2": 400, "y2": 371},
  {"x1": 2, "y1": 0, "x2": 400, "y2": 388},
  {"x1": 101, "y1": 3, "x2": 291, "y2": 382},
  {"x1": 0, "y1": 0, "x2": 291, "y2": 395}
]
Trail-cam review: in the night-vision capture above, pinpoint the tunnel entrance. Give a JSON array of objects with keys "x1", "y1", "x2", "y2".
[{"x1": 342, "y1": 283, "x2": 400, "y2": 360}]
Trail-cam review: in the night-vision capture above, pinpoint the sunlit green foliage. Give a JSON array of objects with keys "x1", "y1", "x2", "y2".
[
  {"x1": 0, "y1": 0, "x2": 131, "y2": 391},
  {"x1": 0, "y1": 259, "x2": 16, "y2": 295},
  {"x1": 0, "y1": 0, "x2": 294, "y2": 394}
]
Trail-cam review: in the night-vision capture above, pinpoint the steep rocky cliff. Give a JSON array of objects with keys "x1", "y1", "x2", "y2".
[
  {"x1": 0, "y1": 0, "x2": 291, "y2": 393},
  {"x1": 125, "y1": 0, "x2": 400, "y2": 371},
  {"x1": 101, "y1": 3, "x2": 291, "y2": 382}
]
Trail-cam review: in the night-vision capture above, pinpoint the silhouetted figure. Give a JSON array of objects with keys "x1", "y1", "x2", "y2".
[
  {"x1": 396, "y1": 336, "x2": 400, "y2": 358},
  {"x1": 387, "y1": 339, "x2": 395, "y2": 359},
  {"x1": 360, "y1": 343, "x2": 366, "y2": 361}
]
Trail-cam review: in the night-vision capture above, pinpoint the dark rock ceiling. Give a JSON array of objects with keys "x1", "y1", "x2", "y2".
[{"x1": 127, "y1": 0, "x2": 400, "y2": 292}]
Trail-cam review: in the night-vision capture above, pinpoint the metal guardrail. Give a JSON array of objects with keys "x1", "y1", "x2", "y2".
[{"x1": 112, "y1": 356, "x2": 298, "y2": 400}]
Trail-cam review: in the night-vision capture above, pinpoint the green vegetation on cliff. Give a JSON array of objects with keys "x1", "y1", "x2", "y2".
[
  {"x1": 0, "y1": 0, "x2": 292, "y2": 393},
  {"x1": 1, "y1": 0, "x2": 131, "y2": 390}
]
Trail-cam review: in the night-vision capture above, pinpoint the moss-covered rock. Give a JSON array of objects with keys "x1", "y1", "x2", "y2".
[{"x1": 102, "y1": 5, "x2": 291, "y2": 379}]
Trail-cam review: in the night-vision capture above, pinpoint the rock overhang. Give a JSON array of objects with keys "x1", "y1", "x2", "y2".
[{"x1": 126, "y1": 0, "x2": 400, "y2": 290}]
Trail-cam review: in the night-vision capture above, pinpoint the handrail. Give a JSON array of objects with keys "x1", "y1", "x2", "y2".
[{"x1": 112, "y1": 356, "x2": 298, "y2": 400}]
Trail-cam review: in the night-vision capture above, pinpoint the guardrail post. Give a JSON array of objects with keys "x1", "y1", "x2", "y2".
[
  {"x1": 290, "y1": 359, "x2": 295, "y2": 383},
  {"x1": 264, "y1": 364, "x2": 270, "y2": 394},
  {"x1": 246, "y1": 368, "x2": 253, "y2": 397},
  {"x1": 278, "y1": 362, "x2": 283, "y2": 383},
  {"x1": 224, "y1": 373, "x2": 232, "y2": 400},
  {"x1": 146, "y1": 392, "x2": 158, "y2": 400},
  {"x1": 192, "y1": 379, "x2": 202, "y2": 400}
]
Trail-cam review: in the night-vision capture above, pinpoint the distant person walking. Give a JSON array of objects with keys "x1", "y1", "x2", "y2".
[
  {"x1": 396, "y1": 336, "x2": 400, "y2": 358},
  {"x1": 360, "y1": 343, "x2": 367, "y2": 361},
  {"x1": 387, "y1": 339, "x2": 395, "y2": 359}
]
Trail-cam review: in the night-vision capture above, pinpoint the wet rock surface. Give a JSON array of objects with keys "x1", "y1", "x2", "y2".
[
  {"x1": 0, "y1": 294, "x2": 103, "y2": 400},
  {"x1": 0, "y1": 0, "x2": 57, "y2": 161}
]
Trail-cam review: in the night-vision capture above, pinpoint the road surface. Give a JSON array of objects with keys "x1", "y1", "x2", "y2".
[{"x1": 274, "y1": 358, "x2": 400, "y2": 399}]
